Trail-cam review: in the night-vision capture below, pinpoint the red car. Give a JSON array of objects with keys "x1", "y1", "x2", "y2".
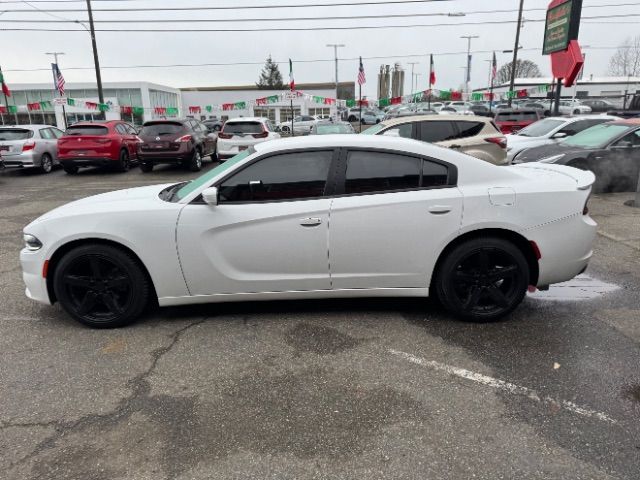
[
  {"x1": 493, "y1": 109, "x2": 544, "y2": 134},
  {"x1": 57, "y1": 121, "x2": 141, "y2": 174}
]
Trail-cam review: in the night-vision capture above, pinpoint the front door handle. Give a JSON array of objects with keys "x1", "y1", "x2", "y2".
[
  {"x1": 428, "y1": 205, "x2": 452, "y2": 215},
  {"x1": 449, "y1": 144, "x2": 462, "y2": 149},
  {"x1": 300, "y1": 217, "x2": 322, "y2": 227}
]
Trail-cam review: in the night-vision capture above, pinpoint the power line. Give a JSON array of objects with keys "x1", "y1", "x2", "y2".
[{"x1": 2, "y1": 46, "x2": 631, "y2": 73}]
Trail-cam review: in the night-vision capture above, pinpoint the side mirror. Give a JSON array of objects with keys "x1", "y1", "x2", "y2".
[
  {"x1": 202, "y1": 187, "x2": 219, "y2": 206},
  {"x1": 552, "y1": 132, "x2": 568, "y2": 139},
  {"x1": 615, "y1": 140, "x2": 633, "y2": 149}
]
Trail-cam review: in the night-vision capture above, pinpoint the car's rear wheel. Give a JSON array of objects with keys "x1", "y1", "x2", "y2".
[
  {"x1": 53, "y1": 244, "x2": 150, "y2": 328},
  {"x1": 434, "y1": 237, "x2": 529, "y2": 322},
  {"x1": 40, "y1": 153, "x2": 53, "y2": 174},
  {"x1": 63, "y1": 165, "x2": 78, "y2": 175},
  {"x1": 188, "y1": 149, "x2": 202, "y2": 171},
  {"x1": 573, "y1": 109, "x2": 580, "y2": 115},
  {"x1": 117, "y1": 149, "x2": 130, "y2": 172},
  {"x1": 140, "y1": 162, "x2": 153, "y2": 173}
]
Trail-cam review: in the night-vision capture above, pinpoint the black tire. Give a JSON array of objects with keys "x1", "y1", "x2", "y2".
[
  {"x1": 39, "y1": 153, "x2": 53, "y2": 174},
  {"x1": 140, "y1": 162, "x2": 154, "y2": 173},
  {"x1": 52, "y1": 244, "x2": 150, "y2": 328},
  {"x1": 210, "y1": 149, "x2": 218, "y2": 162},
  {"x1": 188, "y1": 149, "x2": 202, "y2": 172},
  {"x1": 434, "y1": 237, "x2": 529, "y2": 322},
  {"x1": 573, "y1": 109, "x2": 580, "y2": 115},
  {"x1": 63, "y1": 165, "x2": 78, "y2": 175},
  {"x1": 117, "y1": 149, "x2": 130, "y2": 173},
  {"x1": 348, "y1": 115, "x2": 357, "y2": 122},
  {"x1": 281, "y1": 125, "x2": 290, "y2": 133}
]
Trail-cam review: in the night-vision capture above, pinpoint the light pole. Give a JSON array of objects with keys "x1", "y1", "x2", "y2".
[
  {"x1": 508, "y1": 0, "x2": 525, "y2": 107},
  {"x1": 77, "y1": 0, "x2": 104, "y2": 104},
  {"x1": 407, "y1": 62, "x2": 419, "y2": 94},
  {"x1": 461, "y1": 35, "x2": 479, "y2": 96},
  {"x1": 326, "y1": 44, "x2": 345, "y2": 103},
  {"x1": 45, "y1": 52, "x2": 67, "y2": 128}
]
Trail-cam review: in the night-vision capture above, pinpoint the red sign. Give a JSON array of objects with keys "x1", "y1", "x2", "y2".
[{"x1": 551, "y1": 40, "x2": 584, "y2": 87}]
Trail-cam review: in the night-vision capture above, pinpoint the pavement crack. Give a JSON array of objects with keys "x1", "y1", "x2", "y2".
[{"x1": 7, "y1": 317, "x2": 208, "y2": 472}]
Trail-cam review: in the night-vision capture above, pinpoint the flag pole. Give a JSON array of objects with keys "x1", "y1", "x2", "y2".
[
  {"x1": 0, "y1": 66, "x2": 18, "y2": 124},
  {"x1": 24, "y1": 91, "x2": 33, "y2": 124},
  {"x1": 428, "y1": 54, "x2": 433, "y2": 110}
]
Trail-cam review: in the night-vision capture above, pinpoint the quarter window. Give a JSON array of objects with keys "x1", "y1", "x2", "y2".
[
  {"x1": 455, "y1": 121, "x2": 484, "y2": 139},
  {"x1": 419, "y1": 121, "x2": 457, "y2": 142},
  {"x1": 218, "y1": 151, "x2": 333, "y2": 202},
  {"x1": 39, "y1": 128, "x2": 54, "y2": 139},
  {"x1": 344, "y1": 151, "x2": 421, "y2": 194}
]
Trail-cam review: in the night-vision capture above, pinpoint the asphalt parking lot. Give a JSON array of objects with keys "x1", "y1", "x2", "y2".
[{"x1": 1, "y1": 163, "x2": 639, "y2": 480}]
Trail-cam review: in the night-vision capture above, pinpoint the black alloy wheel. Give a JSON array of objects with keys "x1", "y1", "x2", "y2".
[
  {"x1": 189, "y1": 149, "x2": 202, "y2": 172},
  {"x1": 435, "y1": 238, "x2": 529, "y2": 322},
  {"x1": 117, "y1": 149, "x2": 130, "y2": 172},
  {"x1": 40, "y1": 153, "x2": 53, "y2": 174},
  {"x1": 53, "y1": 244, "x2": 150, "y2": 328}
]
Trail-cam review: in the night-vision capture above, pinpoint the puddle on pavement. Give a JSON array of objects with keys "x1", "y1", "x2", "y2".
[{"x1": 528, "y1": 274, "x2": 620, "y2": 301}]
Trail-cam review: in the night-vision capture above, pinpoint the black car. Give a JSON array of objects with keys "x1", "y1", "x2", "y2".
[
  {"x1": 580, "y1": 99, "x2": 617, "y2": 113},
  {"x1": 514, "y1": 119, "x2": 640, "y2": 192},
  {"x1": 137, "y1": 119, "x2": 217, "y2": 172}
]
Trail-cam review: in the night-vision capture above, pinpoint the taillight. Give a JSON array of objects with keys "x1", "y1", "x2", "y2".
[
  {"x1": 485, "y1": 137, "x2": 507, "y2": 149},
  {"x1": 22, "y1": 141, "x2": 36, "y2": 152},
  {"x1": 252, "y1": 131, "x2": 269, "y2": 139},
  {"x1": 96, "y1": 138, "x2": 110, "y2": 144},
  {"x1": 218, "y1": 132, "x2": 232, "y2": 139},
  {"x1": 176, "y1": 134, "x2": 192, "y2": 143}
]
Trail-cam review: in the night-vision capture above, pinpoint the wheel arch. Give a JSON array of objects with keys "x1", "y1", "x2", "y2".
[
  {"x1": 431, "y1": 228, "x2": 539, "y2": 289},
  {"x1": 46, "y1": 238, "x2": 159, "y2": 306}
]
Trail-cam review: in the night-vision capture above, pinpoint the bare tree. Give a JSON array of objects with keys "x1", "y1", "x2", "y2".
[
  {"x1": 496, "y1": 59, "x2": 542, "y2": 84},
  {"x1": 608, "y1": 36, "x2": 640, "y2": 76}
]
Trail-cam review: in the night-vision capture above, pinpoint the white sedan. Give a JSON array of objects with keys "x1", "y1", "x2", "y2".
[{"x1": 21, "y1": 135, "x2": 597, "y2": 328}]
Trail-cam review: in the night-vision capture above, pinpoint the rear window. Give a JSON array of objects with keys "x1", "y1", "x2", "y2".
[
  {"x1": 140, "y1": 123, "x2": 184, "y2": 136},
  {"x1": 495, "y1": 112, "x2": 539, "y2": 122},
  {"x1": 65, "y1": 125, "x2": 109, "y2": 136},
  {"x1": 223, "y1": 122, "x2": 263, "y2": 134},
  {"x1": 0, "y1": 129, "x2": 33, "y2": 140}
]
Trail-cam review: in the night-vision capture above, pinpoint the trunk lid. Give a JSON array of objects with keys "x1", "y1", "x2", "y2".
[{"x1": 0, "y1": 128, "x2": 34, "y2": 156}]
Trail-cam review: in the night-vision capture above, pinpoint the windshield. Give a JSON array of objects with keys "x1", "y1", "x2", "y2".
[
  {"x1": 563, "y1": 123, "x2": 631, "y2": 148},
  {"x1": 360, "y1": 123, "x2": 386, "y2": 135},
  {"x1": 175, "y1": 149, "x2": 253, "y2": 200},
  {"x1": 222, "y1": 122, "x2": 263, "y2": 134},
  {"x1": 0, "y1": 129, "x2": 33, "y2": 140},
  {"x1": 65, "y1": 125, "x2": 109, "y2": 136},
  {"x1": 316, "y1": 124, "x2": 352, "y2": 134},
  {"x1": 140, "y1": 123, "x2": 183, "y2": 136},
  {"x1": 516, "y1": 118, "x2": 565, "y2": 137}
]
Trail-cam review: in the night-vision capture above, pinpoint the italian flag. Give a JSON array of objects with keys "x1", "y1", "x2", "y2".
[
  {"x1": 0, "y1": 71, "x2": 11, "y2": 97},
  {"x1": 289, "y1": 59, "x2": 295, "y2": 91}
]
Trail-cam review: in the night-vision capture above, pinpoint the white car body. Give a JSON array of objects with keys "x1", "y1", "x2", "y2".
[
  {"x1": 216, "y1": 117, "x2": 280, "y2": 159},
  {"x1": 277, "y1": 115, "x2": 319, "y2": 135},
  {"x1": 506, "y1": 115, "x2": 619, "y2": 162},
  {"x1": 21, "y1": 135, "x2": 596, "y2": 324},
  {"x1": 558, "y1": 100, "x2": 592, "y2": 115}
]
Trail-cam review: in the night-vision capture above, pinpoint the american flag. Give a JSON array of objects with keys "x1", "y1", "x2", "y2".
[
  {"x1": 357, "y1": 57, "x2": 366, "y2": 85},
  {"x1": 491, "y1": 52, "x2": 497, "y2": 83},
  {"x1": 52, "y1": 63, "x2": 65, "y2": 96}
]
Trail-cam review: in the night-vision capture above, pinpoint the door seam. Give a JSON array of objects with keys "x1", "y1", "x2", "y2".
[{"x1": 327, "y1": 198, "x2": 333, "y2": 289}]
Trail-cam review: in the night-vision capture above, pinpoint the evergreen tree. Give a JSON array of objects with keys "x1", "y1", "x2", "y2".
[{"x1": 256, "y1": 56, "x2": 284, "y2": 89}]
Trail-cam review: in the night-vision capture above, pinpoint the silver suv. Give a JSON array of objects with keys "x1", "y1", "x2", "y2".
[
  {"x1": 362, "y1": 114, "x2": 507, "y2": 165},
  {"x1": 0, "y1": 124, "x2": 64, "y2": 174}
]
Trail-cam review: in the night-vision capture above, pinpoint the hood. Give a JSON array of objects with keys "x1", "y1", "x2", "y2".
[
  {"x1": 513, "y1": 142, "x2": 592, "y2": 164},
  {"x1": 29, "y1": 183, "x2": 174, "y2": 224}
]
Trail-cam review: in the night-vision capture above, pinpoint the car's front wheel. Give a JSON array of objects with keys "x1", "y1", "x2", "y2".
[
  {"x1": 434, "y1": 237, "x2": 529, "y2": 322},
  {"x1": 53, "y1": 244, "x2": 150, "y2": 328}
]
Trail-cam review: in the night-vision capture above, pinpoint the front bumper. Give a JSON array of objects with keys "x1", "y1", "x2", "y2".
[
  {"x1": 20, "y1": 248, "x2": 52, "y2": 305},
  {"x1": 1, "y1": 151, "x2": 38, "y2": 168}
]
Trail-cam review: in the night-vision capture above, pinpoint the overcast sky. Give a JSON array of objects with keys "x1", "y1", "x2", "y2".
[{"x1": 1, "y1": 0, "x2": 638, "y2": 98}]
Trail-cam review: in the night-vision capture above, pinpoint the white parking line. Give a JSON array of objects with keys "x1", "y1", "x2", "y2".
[{"x1": 389, "y1": 349, "x2": 617, "y2": 424}]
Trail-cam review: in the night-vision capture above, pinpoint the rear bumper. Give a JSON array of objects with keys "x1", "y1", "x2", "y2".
[
  {"x1": 138, "y1": 152, "x2": 191, "y2": 164},
  {"x1": 1, "y1": 151, "x2": 38, "y2": 168},
  {"x1": 60, "y1": 157, "x2": 115, "y2": 168}
]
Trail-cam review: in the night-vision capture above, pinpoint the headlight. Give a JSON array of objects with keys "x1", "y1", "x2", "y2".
[
  {"x1": 537, "y1": 154, "x2": 564, "y2": 164},
  {"x1": 23, "y1": 234, "x2": 42, "y2": 251}
]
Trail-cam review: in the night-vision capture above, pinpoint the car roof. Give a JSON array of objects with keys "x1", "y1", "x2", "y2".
[
  {"x1": 0, "y1": 124, "x2": 57, "y2": 130},
  {"x1": 381, "y1": 114, "x2": 490, "y2": 126}
]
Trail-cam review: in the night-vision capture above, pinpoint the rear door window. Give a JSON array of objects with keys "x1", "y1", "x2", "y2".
[
  {"x1": 455, "y1": 121, "x2": 484, "y2": 139},
  {"x1": 419, "y1": 121, "x2": 457, "y2": 142},
  {"x1": 344, "y1": 150, "x2": 421, "y2": 194},
  {"x1": 39, "y1": 128, "x2": 55, "y2": 140},
  {"x1": 381, "y1": 123, "x2": 413, "y2": 139},
  {"x1": 64, "y1": 126, "x2": 109, "y2": 136},
  {"x1": 115, "y1": 124, "x2": 127, "y2": 135}
]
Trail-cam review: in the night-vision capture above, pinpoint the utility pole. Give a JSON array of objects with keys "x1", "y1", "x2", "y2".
[
  {"x1": 508, "y1": 0, "x2": 525, "y2": 107},
  {"x1": 45, "y1": 52, "x2": 67, "y2": 129},
  {"x1": 461, "y1": 35, "x2": 479, "y2": 96},
  {"x1": 85, "y1": 0, "x2": 104, "y2": 104},
  {"x1": 407, "y1": 62, "x2": 419, "y2": 94},
  {"x1": 326, "y1": 44, "x2": 345, "y2": 103}
]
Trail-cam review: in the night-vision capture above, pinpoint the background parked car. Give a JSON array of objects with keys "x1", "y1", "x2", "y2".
[
  {"x1": 494, "y1": 109, "x2": 544, "y2": 134},
  {"x1": 57, "y1": 121, "x2": 140, "y2": 174},
  {"x1": 580, "y1": 99, "x2": 617, "y2": 113},
  {"x1": 0, "y1": 124, "x2": 63, "y2": 174},
  {"x1": 558, "y1": 100, "x2": 592, "y2": 115},
  {"x1": 277, "y1": 115, "x2": 318, "y2": 135},
  {"x1": 507, "y1": 115, "x2": 619, "y2": 162},
  {"x1": 137, "y1": 119, "x2": 217, "y2": 172},
  {"x1": 202, "y1": 118, "x2": 224, "y2": 133},
  {"x1": 310, "y1": 121, "x2": 356, "y2": 135},
  {"x1": 360, "y1": 109, "x2": 385, "y2": 125},
  {"x1": 362, "y1": 114, "x2": 507, "y2": 164},
  {"x1": 513, "y1": 119, "x2": 640, "y2": 192},
  {"x1": 217, "y1": 117, "x2": 280, "y2": 160}
]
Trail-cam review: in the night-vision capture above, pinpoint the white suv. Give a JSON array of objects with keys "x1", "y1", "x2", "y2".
[{"x1": 216, "y1": 117, "x2": 280, "y2": 160}]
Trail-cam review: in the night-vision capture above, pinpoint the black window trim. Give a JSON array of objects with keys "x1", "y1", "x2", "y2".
[{"x1": 332, "y1": 147, "x2": 458, "y2": 198}]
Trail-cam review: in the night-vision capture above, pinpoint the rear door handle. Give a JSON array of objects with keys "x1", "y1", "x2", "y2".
[
  {"x1": 449, "y1": 144, "x2": 462, "y2": 149},
  {"x1": 299, "y1": 217, "x2": 322, "y2": 227},
  {"x1": 428, "y1": 205, "x2": 452, "y2": 215}
]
